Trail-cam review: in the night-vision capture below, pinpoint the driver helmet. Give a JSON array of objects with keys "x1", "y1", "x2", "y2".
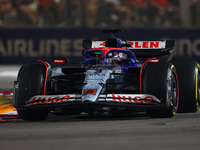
[{"x1": 113, "y1": 53, "x2": 120, "y2": 61}]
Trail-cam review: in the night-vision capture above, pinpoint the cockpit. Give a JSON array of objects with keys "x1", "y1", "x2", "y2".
[{"x1": 84, "y1": 49, "x2": 136, "y2": 65}]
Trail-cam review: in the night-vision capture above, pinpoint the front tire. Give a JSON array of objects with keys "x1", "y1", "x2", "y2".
[
  {"x1": 14, "y1": 64, "x2": 49, "y2": 121},
  {"x1": 171, "y1": 60, "x2": 199, "y2": 113},
  {"x1": 143, "y1": 62, "x2": 179, "y2": 118}
]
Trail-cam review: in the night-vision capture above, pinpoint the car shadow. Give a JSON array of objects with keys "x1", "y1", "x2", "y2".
[{"x1": 45, "y1": 111, "x2": 150, "y2": 122}]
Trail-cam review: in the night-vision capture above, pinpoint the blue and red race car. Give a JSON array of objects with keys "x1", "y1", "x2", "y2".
[{"x1": 13, "y1": 29, "x2": 199, "y2": 120}]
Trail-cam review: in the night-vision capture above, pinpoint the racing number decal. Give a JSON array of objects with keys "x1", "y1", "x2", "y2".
[{"x1": 114, "y1": 69, "x2": 122, "y2": 73}]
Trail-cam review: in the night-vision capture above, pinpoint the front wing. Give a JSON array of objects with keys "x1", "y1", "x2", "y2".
[{"x1": 19, "y1": 94, "x2": 168, "y2": 109}]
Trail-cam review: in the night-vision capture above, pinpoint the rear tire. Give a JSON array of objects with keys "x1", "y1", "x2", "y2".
[
  {"x1": 144, "y1": 62, "x2": 179, "y2": 118},
  {"x1": 171, "y1": 60, "x2": 199, "y2": 113},
  {"x1": 15, "y1": 64, "x2": 49, "y2": 121}
]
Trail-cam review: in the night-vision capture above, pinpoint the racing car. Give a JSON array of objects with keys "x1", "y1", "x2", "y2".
[{"x1": 13, "y1": 29, "x2": 199, "y2": 121}]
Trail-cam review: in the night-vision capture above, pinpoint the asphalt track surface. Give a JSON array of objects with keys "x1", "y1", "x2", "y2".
[{"x1": 1, "y1": 65, "x2": 200, "y2": 150}]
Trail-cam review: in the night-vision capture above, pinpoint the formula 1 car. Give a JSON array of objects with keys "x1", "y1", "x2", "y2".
[{"x1": 13, "y1": 29, "x2": 199, "y2": 121}]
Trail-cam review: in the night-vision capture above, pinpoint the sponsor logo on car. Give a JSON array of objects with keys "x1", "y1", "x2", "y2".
[
  {"x1": 29, "y1": 95, "x2": 71, "y2": 105},
  {"x1": 110, "y1": 94, "x2": 156, "y2": 104},
  {"x1": 92, "y1": 41, "x2": 166, "y2": 49}
]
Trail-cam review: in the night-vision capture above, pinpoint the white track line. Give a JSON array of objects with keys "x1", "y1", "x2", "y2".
[{"x1": 0, "y1": 71, "x2": 18, "y2": 77}]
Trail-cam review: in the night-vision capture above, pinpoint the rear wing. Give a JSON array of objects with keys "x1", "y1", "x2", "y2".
[{"x1": 83, "y1": 40, "x2": 175, "y2": 58}]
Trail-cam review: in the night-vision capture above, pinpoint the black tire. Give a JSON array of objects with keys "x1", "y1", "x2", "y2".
[
  {"x1": 16, "y1": 64, "x2": 49, "y2": 121},
  {"x1": 144, "y1": 62, "x2": 179, "y2": 118},
  {"x1": 171, "y1": 60, "x2": 199, "y2": 113}
]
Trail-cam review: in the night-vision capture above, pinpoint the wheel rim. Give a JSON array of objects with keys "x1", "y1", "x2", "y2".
[
  {"x1": 167, "y1": 71, "x2": 178, "y2": 110},
  {"x1": 171, "y1": 74, "x2": 178, "y2": 109}
]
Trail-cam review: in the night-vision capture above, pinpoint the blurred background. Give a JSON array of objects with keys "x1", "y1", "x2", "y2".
[
  {"x1": 0, "y1": 0, "x2": 200, "y2": 64},
  {"x1": 0, "y1": 0, "x2": 199, "y2": 28}
]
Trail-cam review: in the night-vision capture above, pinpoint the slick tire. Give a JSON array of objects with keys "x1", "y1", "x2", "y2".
[
  {"x1": 15, "y1": 64, "x2": 49, "y2": 121},
  {"x1": 171, "y1": 60, "x2": 199, "y2": 113},
  {"x1": 144, "y1": 62, "x2": 179, "y2": 118}
]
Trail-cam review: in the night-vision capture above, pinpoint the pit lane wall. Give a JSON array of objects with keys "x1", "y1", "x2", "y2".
[{"x1": 0, "y1": 28, "x2": 200, "y2": 64}]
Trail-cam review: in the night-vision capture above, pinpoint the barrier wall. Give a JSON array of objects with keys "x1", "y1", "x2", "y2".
[{"x1": 0, "y1": 28, "x2": 200, "y2": 64}]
